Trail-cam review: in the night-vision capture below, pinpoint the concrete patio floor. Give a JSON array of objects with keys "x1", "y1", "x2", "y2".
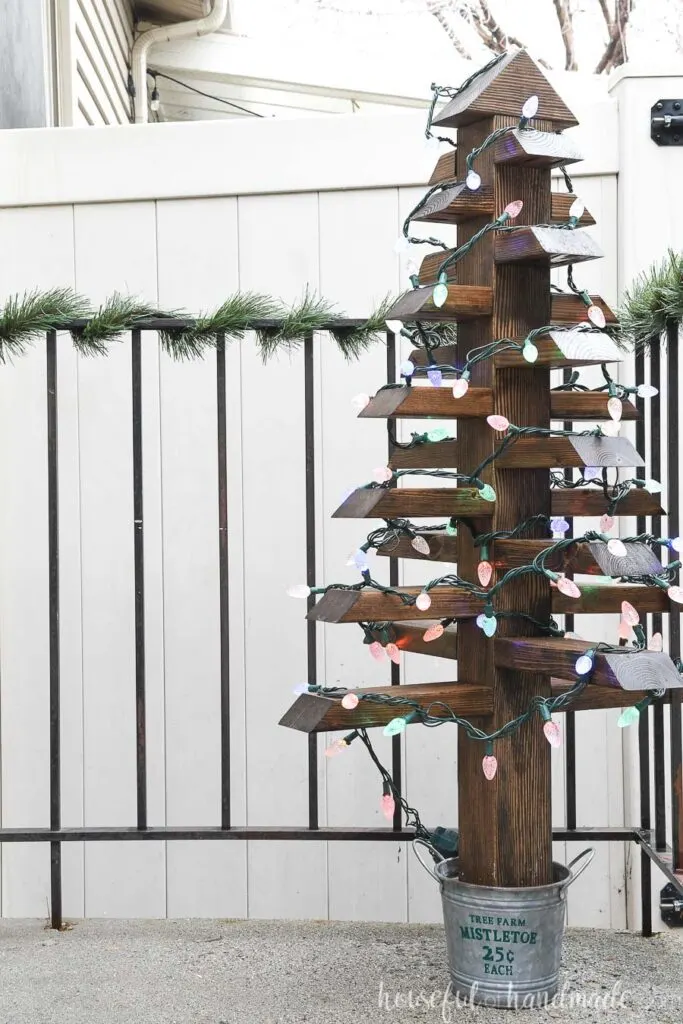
[{"x1": 0, "y1": 919, "x2": 681, "y2": 1023}]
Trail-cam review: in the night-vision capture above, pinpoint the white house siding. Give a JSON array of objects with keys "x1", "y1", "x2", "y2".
[
  {"x1": 74, "y1": 0, "x2": 134, "y2": 125},
  {"x1": 0, "y1": 96, "x2": 655, "y2": 928}
]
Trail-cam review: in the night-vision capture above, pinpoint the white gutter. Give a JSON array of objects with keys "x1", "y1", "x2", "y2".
[{"x1": 131, "y1": 0, "x2": 229, "y2": 124}]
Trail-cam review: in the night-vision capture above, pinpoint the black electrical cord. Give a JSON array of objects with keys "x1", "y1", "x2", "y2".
[{"x1": 147, "y1": 68, "x2": 265, "y2": 118}]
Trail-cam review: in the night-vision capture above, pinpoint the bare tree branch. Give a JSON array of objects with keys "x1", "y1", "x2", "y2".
[
  {"x1": 455, "y1": 0, "x2": 553, "y2": 69},
  {"x1": 597, "y1": 0, "x2": 614, "y2": 30},
  {"x1": 594, "y1": 0, "x2": 631, "y2": 73},
  {"x1": 552, "y1": 0, "x2": 578, "y2": 70},
  {"x1": 425, "y1": 0, "x2": 473, "y2": 59}
]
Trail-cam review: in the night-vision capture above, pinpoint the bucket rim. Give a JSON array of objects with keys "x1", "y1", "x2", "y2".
[{"x1": 434, "y1": 858, "x2": 571, "y2": 895}]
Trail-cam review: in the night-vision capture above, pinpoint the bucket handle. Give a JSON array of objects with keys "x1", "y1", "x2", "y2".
[
  {"x1": 412, "y1": 838, "x2": 445, "y2": 883},
  {"x1": 562, "y1": 847, "x2": 595, "y2": 889}
]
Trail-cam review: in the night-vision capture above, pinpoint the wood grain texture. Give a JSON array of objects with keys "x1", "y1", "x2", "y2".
[
  {"x1": 481, "y1": 138, "x2": 557, "y2": 888},
  {"x1": 495, "y1": 226, "x2": 603, "y2": 267},
  {"x1": 550, "y1": 392, "x2": 637, "y2": 420},
  {"x1": 552, "y1": 584, "x2": 669, "y2": 615},
  {"x1": 279, "y1": 682, "x2": 493, "y2": 733},
  {"x1": 363, "y1": 379, "x2": 638, "y2": 423},
  {"x1": 551, "y1": 292, "x2": 616, "y2": 324},
  {"x1": 494, "y1": 128, "x2": 583, "y2": 168},
  {"x1": 494, "y1": 329, "x2": 623, "y2": 368},
  {"x1": 307, "y1": 586, "x2": 482, "y2": 623},
  {"x1": 331, "y1": 486, "x2": 661, "y2": 520},
  {"x1": 428, "y1": 149, "x2": 458, "y2": 184},
  {"x1": 332, "y1": 487, "x2": 491, "y2": 519},
  {"x1": 359, "y1": 385, "x2": 492, "y2": 419},
  {"x1": 309, "y1": 582, "x2": 667, "y2": 623},
  {"x1": 495, "y1": 637, "x2": 682, "y2": 691},
  {"x1": 389, "y1": 440, "x2": 458, "y2": 469},
  {"x1": 386, "y1": 285, "x2": 492, "y2": 321},
  {"x1": 390, "y1": 434, "x2": 643, "y2": 471},
  {"x1": 495, "y1": 436, "x2": 643, "y2": 469},
  {"x1": 381, "y1": 621, "x2": 459, "y2": 659},
  {"x1": 551, "y1": 489, "x2": 663, "y2": 516},
  {"x1": 280, "y1": 676, "x2": 667, "y2": 731},
  {"x1": 496, "y1": 539, "x2": 663, "y2": 576},
  {"x1": 415, "y1": 187, "x2": 595, "y2": 227},
  {"x1": 376, "y1": 533, "x2": 460, "y2": 563},
  {"x1": 432, "y1": 50, "x2": 578, "y2": 130}
]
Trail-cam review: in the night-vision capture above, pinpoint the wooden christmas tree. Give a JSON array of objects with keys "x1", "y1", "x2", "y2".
[{"x1": 280, "y1": 50, "x2": 683, "y2": 891}]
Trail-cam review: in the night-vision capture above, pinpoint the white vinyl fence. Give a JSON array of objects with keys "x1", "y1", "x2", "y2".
[{"x1": 0, "y1": 64, "x2": 680, "y2": 928}]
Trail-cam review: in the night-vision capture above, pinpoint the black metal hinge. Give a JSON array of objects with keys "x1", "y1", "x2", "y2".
[
  {"x1": 660, "y1": 883, "x2": 683, "y2": 926},
  {"x1": 651, "y1": 100, "x2": 683, "y2": 145}
]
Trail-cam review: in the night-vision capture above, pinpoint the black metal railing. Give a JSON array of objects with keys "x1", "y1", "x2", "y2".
[{"x1": 1, "y1": 321, "x2": 681, "y2": 931}]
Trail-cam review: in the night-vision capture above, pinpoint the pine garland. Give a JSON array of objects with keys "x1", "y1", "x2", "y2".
[
  {"x1": 0, "y1": 288, "x2": 397, "y2": 364},
  {"x1": 619, "y1": 250, "x2": 683, "y2": 346}
]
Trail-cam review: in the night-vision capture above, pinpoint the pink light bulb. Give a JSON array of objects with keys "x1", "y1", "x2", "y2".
[
  {"x1": 587, "y1": 304, "x2": 606, "y2": 329},
  {"x1": 341, "y1": 693, "x2": 359, "y2": 710},
  {"x1": 369, "y1": 641, "x2": 386, "y2": 661},
  {"x1": 543, "y1": 720, "x2": 562, "y2": 748},
  {"x1": 487, "y1": 414, "x2": 510, "y2": 432},
  {"x1": 452, "y1": 378, "x2": 469, "y2": 399},
  {"x1": 478, "y1": 560, "x2": 493, "y2": 587},
  {"x1": 600, "y1": 514, "x2": 615, "y2": 533},
  {"x1": 617, "y1": 619, "x2": 632, "y2": 641},
  {"x1": 385, "y1": 642, "x2": 401, "y2": 665},
  {"x1": 649, "y1": 632, "x2": 664, "y2": 652},
  {"x1": 556, "y1": 577, "x2": 581, "y2": 599},
  {"x1": 325, "y1": 738, "x2": 348, "y2": 757},
  {"x1": 415, "y1": 591, "x2": 432, "y2": 611},
  {"x1": 381, "y1": 793, "x2": 396, "y2": 821},
  {"x1": 373, "y1": 466, "x2": 393, "y2": 484},
  {"x1": 668, "y1": 586, "x2": 683, "y2": 604},
  {"x1": 504, "y1": 200, "x2": 523, "y2": 219},
  {"x1": 423, "y1": 623, "x2": 444, "y2": 642},
  {"x1": 621, "y1": 600, "x2": 640, "y2": 626},
  {"x1": 482, "y1": 754, "x2": 498, "y2": 781}
]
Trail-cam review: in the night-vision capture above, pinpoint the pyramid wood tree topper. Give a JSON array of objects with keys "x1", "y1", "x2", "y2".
[{"x1": 280, "y1": 50, "x2": 683, "y2": 890}]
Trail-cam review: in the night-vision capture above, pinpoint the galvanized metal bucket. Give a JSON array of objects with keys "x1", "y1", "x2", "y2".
[{"x1": 414, "y1": 840, "x2": 595, "y2": 1009}]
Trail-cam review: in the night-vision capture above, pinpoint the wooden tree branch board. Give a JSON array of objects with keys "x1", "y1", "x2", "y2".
[
  {"x1": 307, "y1": 584, "x2": 669, "y2": 623},
  {"x1": 494, "y1": 226, "x2": 603, "y2": 267},
  {"x1": 414, "y1": 184, "x2": 594, "y2": 226},
  {"x1": 332, "y1": 486, "x2": 661, "y2": 520},
  {"x1": 388, "y1": 435, "x2": 643, "y2": 471},
  {"x1": 360, "y1": 384, "x2": 637, "y2": 422},
  {"x1": 493, "y1": 329, "x2": 623, "y2": 368},
  {"x1": 495, "y1": 539, "x2": 663, "y2": 576},
  {"x1": 494, "y1": 128, "x2": 583, "y2": 168},
  {"x1": 279, "y1": 676, "x2": 668, "y2": 733},
  {"x1": 375, "y1": 536, "x2": 663, "y2": 576},
  {"x1": 432, "y1": 49, "x2": 578, "y2": 130},
  {"x1": 386, "y1": 285, "x2": 492, "y2": 322},
  {"x1": 495, "y1": 636, "x2": 683, "y2": 691}
]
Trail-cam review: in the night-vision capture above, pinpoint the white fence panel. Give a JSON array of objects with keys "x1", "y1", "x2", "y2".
[{"x1": 0, "y1": 94, "x2": 634, "y2": 925}]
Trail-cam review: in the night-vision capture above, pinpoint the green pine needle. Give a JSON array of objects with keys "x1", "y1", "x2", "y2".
[
  {"x1": 0, "y1": 288, "x2": 91, "y2": 362},
  {"x1": 331, "y1": 295, "x2": 396, "y2": 361},
  {"x1": 619, "y1": 250, "x2": 683, "y2": 347},
  {"x1": 256, "y1": 290, "x2": 337, "y2": 360},
  {"x1": 160, "y1": 292, "x2": 279, "y2": 360},
  {"x1": 71, "y1": 293, "x2": 172, "y2": 356}
]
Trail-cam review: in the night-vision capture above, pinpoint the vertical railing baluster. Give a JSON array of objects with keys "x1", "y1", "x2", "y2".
[
  {"x1": 649, "y1": 340, "x2": 667, "y2": 851},
  {"x1": 131, "y1": 329, "x2": 147, "y2": 830},
  {"x1": 386, "y1": 330, "x2": 403, "y2": 831},
  {"x1": 667, "y1": 320, "x2": 682, "y2": 871},
  {"x1": 47, "y1": 330, "x2": 63, "y2": 929},
  {"x1": 563, "y1": 368, "x2": 576, "y2": 831},
  {"x1": 216, "y1": 332, "x2": 231, "y2": 829},
  {"x1": 304, "y1": 334, "x2": 319, "y2": 830},
  {"x1": 635, "y1": 342, "x2": 652, "y2": 934}
]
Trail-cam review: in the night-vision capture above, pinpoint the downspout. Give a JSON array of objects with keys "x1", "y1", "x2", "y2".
[{"x1": 132, "y1": 0, "x2": 229, "y2": 124}]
